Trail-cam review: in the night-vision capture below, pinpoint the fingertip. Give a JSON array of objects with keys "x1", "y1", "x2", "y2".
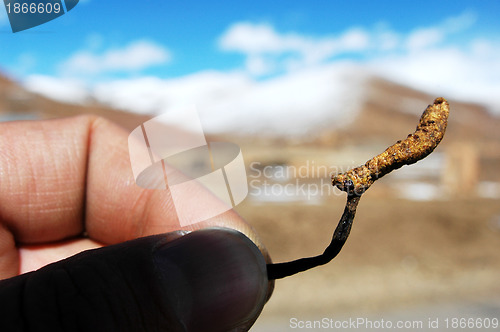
[{"x1": 153, "y1": 227, "x2": 269, "y2": 331}]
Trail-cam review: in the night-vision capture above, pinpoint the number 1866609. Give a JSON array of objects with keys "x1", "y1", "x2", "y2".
[
  {"x1": 444, "y1": 317, "x2": 499, "y2": 329},
  {"x1": 6, "y1": 2, "x2": 62, "y2": 14}
]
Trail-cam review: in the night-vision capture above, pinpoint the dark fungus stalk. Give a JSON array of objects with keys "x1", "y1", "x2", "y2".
[{"x1": 267, "y1": 97, "x2": 450, "y2": 280}]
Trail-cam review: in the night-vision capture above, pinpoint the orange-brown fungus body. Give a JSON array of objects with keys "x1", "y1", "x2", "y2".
[{"x1": 333, "y1": 97, "x2": 450, "y2": 195}]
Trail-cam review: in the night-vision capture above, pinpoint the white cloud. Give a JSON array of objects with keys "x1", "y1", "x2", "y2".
[
  {"x1": 82, "y1": 64, "x2": 367, "y2": 136},
  {"x1": 219, "y1": 22, "x2": 370, "y2": 56},
  {"x1": 198, "y1": 63, "x2": 367, "y2": 135},
  {"x1": 376, "y1": 30, "x2": 400, "y2": 51},
  {"x1": 406, "y1": 28, "x2": 444, "y2": 51},
  {"x1": 441, "y1": 10, "x2": 477, "y2": 33},
  {"x1": 210, "y1": 11, "x2": 500, "y2": 114},
  {"x1": 219, "y1": 23, "x2": 285, "y2": 54},
  {"x1": 219, "y1": 11, "x2": 479, "y2": 77},
  {"x1": 245, "y1": 55, "x2": 275, "y2": 76},
  {"x1": 218, "y1": 22, "x2": 370, "y2": 75},
  {"x1": 368, "y1": 41, "x2": 500, "y2": 112},
  {"x1": 23, "y1": 35, "x2": 500, "y2": 135},
  {"x1": 92, "y1": 71, "x2": 252, "y2": 114},
  {"x1": 61, "y1": 40, "x2": 171, "y2": 75},
  {"x1": 405, "y1": 11, "x2": 477, "y2": 52},
  {"x1": 337, "y1": 28, "x2": 370, "y2": 51},
  {"x1": 24, "y1": 75, "x2": 89, "y2": 104},
  {"x1": 471, "y1": 39, "x2": 495, "y2": 56}
]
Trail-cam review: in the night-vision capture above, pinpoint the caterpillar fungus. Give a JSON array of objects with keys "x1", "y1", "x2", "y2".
[{"x1": 267, "y1": 97, "x2": 450, "y2": 280}]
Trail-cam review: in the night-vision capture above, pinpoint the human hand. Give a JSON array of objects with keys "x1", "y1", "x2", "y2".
[{"x1": 0, "y1": 116, "x2": 272, "y2": 331}]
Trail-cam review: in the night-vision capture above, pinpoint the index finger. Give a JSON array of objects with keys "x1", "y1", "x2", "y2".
[{"x1": 0, "y1": 116, "x2": 263, "y2": 256}]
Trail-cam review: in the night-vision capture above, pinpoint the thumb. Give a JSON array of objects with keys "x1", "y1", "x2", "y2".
[{"x1": 0, "y1": 228, "x2": 269, "y2": 332}]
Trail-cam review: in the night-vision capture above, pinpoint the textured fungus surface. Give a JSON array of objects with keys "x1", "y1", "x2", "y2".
[
  {"x1": 332, "y1": 97, "x2": 450, "y2": 195},
  {"x1": 267, "y1": 98, "x2": 450, "y2": 280}
]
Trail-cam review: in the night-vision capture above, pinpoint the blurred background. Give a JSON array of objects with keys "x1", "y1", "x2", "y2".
[{"x1": 1, "y1": 1, "x2": 500, "y2": 330}]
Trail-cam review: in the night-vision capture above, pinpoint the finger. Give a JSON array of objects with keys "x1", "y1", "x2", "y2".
[
  {"x1": 18, "y1": 238, "x2": 102, "y2": 274},
  {"x1": 84, "y1": 117, "x2": 258, "y2": 245},
  {"x1": 0, "y1": 115, "x2": 184, "y2": 244},
  {"x1": 0, "y1": 116, "x2": 253, "y2": 242},
  {"x1": 0, "y1": 117, "x2": 91, "y2": 244},
  {"x1": 0, "y1": 116, "x2": 270, "y2": 277},
  {"x1": 18, "y1": 231, "x2": 191, "y2": 274},
  {"x1": 0, "y1": 117, "x2": 92, "y2": 279},
  {"x1": 0, "y1": 228, "x2": 269, "y2": 332}
]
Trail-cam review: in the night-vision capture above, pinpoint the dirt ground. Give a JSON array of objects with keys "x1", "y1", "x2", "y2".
[{"x1": 235, "y1": 195, "x2": 500, "y2": 330}]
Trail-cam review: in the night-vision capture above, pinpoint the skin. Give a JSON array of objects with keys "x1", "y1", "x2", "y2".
[
  {"x1": 0, "y1": 115, "x2": 271, "y2": 277},
  {"x1": 0, "y1": 115, "x2": 273, "y2": 331}
]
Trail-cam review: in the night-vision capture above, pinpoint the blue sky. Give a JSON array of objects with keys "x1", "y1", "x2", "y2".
[
  {"x1": 1, "y1": 1, "x2": 499, "y2": 78},
  {"x1": 1, "y1": 0, "x2": 500, "y2": 133}
]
